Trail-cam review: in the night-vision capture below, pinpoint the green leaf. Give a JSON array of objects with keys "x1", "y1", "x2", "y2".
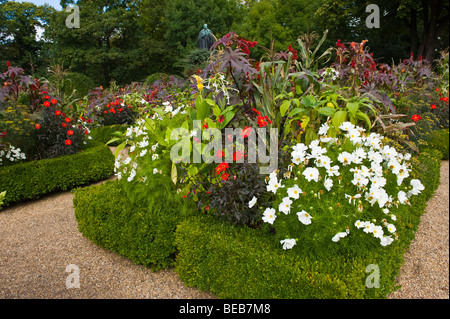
[
  {"x1": 346, "y1": 102, "x2": 360, "y2": 116},
  {"x1": 171, "y1": 162, "x2": 177, "y2": 185},
  {"x1": 114, "y1": 141, "x2": 127, "y2": 158},
  {"x1": 280, "y1": 100, "x2": 291, "y2": 117},
  {"x1": 196, "y1": 96, "x2": 210, "y2": 122},
  {"x1": 288, "y1": 107, "x2": 306, "y2": 118},
  {"x1": 356, "y1": 111, "x2": 372, "y2": 130},
  {"x1": 332, "y1": 110, "x2": 347, "y2": 130},
  {"x1": 318, "y1": 107, "x2": 336, "y2": 117}
]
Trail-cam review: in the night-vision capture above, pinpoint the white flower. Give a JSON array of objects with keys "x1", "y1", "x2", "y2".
[
  {"x1": 345, "y1": 193, "x2": 362, "y2": 205},
  {"x1": 332, "y1": 232, "x2": 348, "y2": 242},
  {"x1": 387, "y1": 224, "x2": 396, "y2": 233},
  {"x1": 151, "y1": 143, "x2": 159, "y2": 152},
  {"x1": 127, "y1": 168, "x2": 136, "y2": 182},
  {"x1": 363, "y1": 222, "x2": 375, "y2": 234},
  {"x1": 152, "y1": 154, "x2": 159, "y2": 160},
  {"x1": 397, "y1": 191, "x2": 409, "y2": 204},
  {"x1": 355, "y1": 220, "x2": 365, "y2": 229},
  {"x1": 262, "y1": 207, "x2": 277, "y2": 224},
  {"x1": 324, "y1": 177, "x2": 333, "y2": 191},
  {"x1": 287, "y1": 184, "x2": 302, "y2": 199},
  {"x1": 409, "y1": 179, "x2": 424, "y2": 195},
  {"x1": 267, "y1": 178, "x2": 284, "y2": 194},
  {"x1": 367, "y1": 150, "x2": 383, "y2": 164},
  {"x1": 318, "y1": 123, "x2": 329, "y2": 136},
  {"x1": 339, "y1": 121, "x2": 355, "y2": 131},
  {"x1": 138, "y1": 139, "x2": 149, "y2": 148},
  {"x1": 129, "y1": 145, "x2": 136, "y2": 153},
  {"x1": 292, "y1": 143, "x2": 308, "y2": 154},
  {"x1": 325, "y1": 164, "x2": 340, "y2": 177},
  {"x1": 123, "y1": 157, "x2": 132, "y2": 165},
  {"x1": 370, "y1": 176, "x2": 387, "y2": 188},
  {"x1": 347, "y1": 128, "x2": 362, "y2": 144},
  {"x1": 140, "y1": 149, "x2": 148, "y2": 157},
  {"x1": 297, "y1": 210, "x2": 312, "y2": 225},
  {"x1": 315, "y1": 155, "x2": 332, "y2": 168},
  {"x1": 249, "y1": 196, "x2": 257, "y2": 208},
  {"x1": 351, "y1": 174, "x2": 369, "y2": 188},
  {"x1": 372, "y1": 225, "x2": 384, "y2": 238},
  {"x1": 291, "y1": 150, "x2": 306, "y2": 165},
  {"x1": 337, "y1": 151, "x2": 354, "y2": 165},
  {"x1": 303, "y1": 167, "x2": 320, "y2": 182},
  {"x1": 279, "y1": 197, "x2": 293, "y2": 215},
  {"x1": 380, "y1": 236, "x2": 394, "y2": 246},
  {"x1": 280, "y1": 238, "x2": 296, "y2": 250}
]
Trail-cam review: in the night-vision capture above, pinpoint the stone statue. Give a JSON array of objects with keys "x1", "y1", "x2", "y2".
[{"x1": 197, "y1": 24, "x2": 215, "y2": 50}]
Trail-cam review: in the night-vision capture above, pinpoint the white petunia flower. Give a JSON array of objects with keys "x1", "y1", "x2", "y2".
[
  {"x1": 262, "y1": 207, "x2": 277, "y2": 224},
  {"x1": 249, "y1": 196, "x2": 257, "y2": 208},
  {"x1": 280, "y1": 238, "x2": 296, "y2": 250},
  {"x1": 297, "y1": 210, "x2": 312, "y2": 225}
]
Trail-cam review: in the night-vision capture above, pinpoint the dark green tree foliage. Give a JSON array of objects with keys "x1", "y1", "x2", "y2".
[
  {"x1": 47, "y1": 0, "x2": 150, "y2": 86},
  {"x1": 0, "y1": 1, "x2": 54, "y2": 74}
]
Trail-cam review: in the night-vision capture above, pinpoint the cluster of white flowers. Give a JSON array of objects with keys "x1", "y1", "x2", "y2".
[
  {"x1": 321, "y1": 67, "x2": 340, "y2": 82},
  {"x1": 204, "y1": 73, "x2": 238, "y2": 105},
  {"x1": 260, "y1": 121, "x2": 425, "y2": 249},
  {"x1": 150, "y1": 101, "x2": 187, "y2": 120},
  {"x1": 115, "y1": 118, "x2": 160, "y2": 182},
  {"x1": 0, "y1": 145, "x2": 26, "y2": 165}
]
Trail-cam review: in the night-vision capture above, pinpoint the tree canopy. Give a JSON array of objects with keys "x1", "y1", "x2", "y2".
[{"x1": 0, "y1": 0, "x2": 447, "y2": 87}]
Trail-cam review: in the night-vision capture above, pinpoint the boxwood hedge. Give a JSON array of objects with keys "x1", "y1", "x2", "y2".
[{"x1": 0, "y1": 142, "x2": 114, "y2": 207}]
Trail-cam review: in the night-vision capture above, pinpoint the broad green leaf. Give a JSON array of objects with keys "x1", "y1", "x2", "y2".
[
  {"x1": 280, "y1": 100, "x2": 291, "y2": 117},
  {"x1": 346, "y1": 102, "x2": 360, "y2": 116},
  {"x1": 114, "y1": 141, "x2": 127, "y2": 158},
  {"x1": 318, "y1": 107, "x2": 336, "y2": 116},
  {"x1": 356, "y1": 111, "x2": 372, "y2": 130},
  {"x1": 332, "y1": 110, "x2": 347, "y2": 130},
  {"x1": 288, "y1": 107, "x2": 306, "y2": 118}
]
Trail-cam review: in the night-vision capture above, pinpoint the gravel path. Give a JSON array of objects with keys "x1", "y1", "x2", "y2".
[
  {"x1": 388, "y1": 160, "x2": 449, "y2": 299},
  {"x1": 0, "y1": 161, "x2": 448, "y2": 299}
]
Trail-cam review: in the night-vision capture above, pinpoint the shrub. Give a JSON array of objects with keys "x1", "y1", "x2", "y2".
[
  {"x1": 0, "y1": 143, "x2": 114, "y2": 206},
  {"x1": 73, "y1": 174, "x2": 196, "y2": 270},
  {"x1": 89, "y1": 124, "x2": 129, "y2": 146},
  {"x1": 174, "y1": 149, "x2": 442, "y2": 299}
]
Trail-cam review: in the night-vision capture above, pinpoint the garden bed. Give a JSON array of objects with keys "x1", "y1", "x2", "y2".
[
  {"x1": 73, "y1": 149, "x2": 442, "y2": 298},
  {"x1": 0, "y1": 142, "x2": 115, "y2": 207}
]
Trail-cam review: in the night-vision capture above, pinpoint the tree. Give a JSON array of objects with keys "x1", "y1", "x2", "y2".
[
  {"x1": 0, "y1": 1, "x2": 55, "y2": 74},
  {"x1": 316, "y1": 0, "x2": 449, "y2": 63}
]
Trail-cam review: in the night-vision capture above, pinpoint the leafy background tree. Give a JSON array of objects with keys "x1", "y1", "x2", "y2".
[{"x1": 0, "y1": 0, "x2": 447, "y2": 88}]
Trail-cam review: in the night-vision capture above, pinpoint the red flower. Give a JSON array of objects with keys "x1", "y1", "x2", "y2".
[
  {"x1": 233, "y1": 151, "x2": 244, "y2": 161},
  {"x1": 67, "y1": 130, "x2": 74, "y2": 136},
  {"x1": 44, "y1": 95, "x2": 50, "y2": 99},
  {"x1": 241, "y1": 126, "x2": 252, "y2": 138},
  {"x1": 65, "y1": 139, "x2": 72, "y2": 146},
  {"x1": 215, "y1": 162, "x2": 229, "y2": 175},
  {"x1": 431, "y1": 104, "x2": 437, "y2": 110},
  {"x1": 257, "y1": 115, "x2": 271, "y2": 127},
  {"x1": 221, "y1": 173, "x2": 229, "y2": 181},
  {"x1": 65, "y1": 117, "x2": 71, "y2": 123},
  {"x1": 217, "y1": 115, "x2": 225, "y2": 123},
  {"x1": 202, "y1": 121, "x2": 208, "y2": 129},
  {"x1": 411, "y1": 114, "x2": 422, "y2": 122},
  {"x1": 55, "y1": 110, "x2": 61, "y2": 116},
  {"x1": 51, "y1": 99, "x2": 57, "y2": 105},
  {"x1": 61, "y1": 123, "x2": 67, "y2": 128},
  {"x1": 6, "y1": 61, "x2": 11, "y2": 67},
  {"x1": 35, "y1": 124, "x2": 41, "y2": 130},
  {"x1": 436, "y1": 88, "x2": 439, "y2": 92},
  {"x1": 44, "y1": 101, "x2": 51, "y2": 107},
  {"x1": 216, "y1": 150, "x2": 225, "y2": 158},
  {"x1": 84, "y1": 130, "x2": 89, "y2": 135}
]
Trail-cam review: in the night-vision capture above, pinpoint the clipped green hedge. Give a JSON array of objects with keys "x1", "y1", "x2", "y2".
[
  {"x1": 73, "y1": 175, "x2": 196, "y2": 271},
  {"x1": 174, "y1": 150, "x2": 442, "y2": 299},
  {"x1": 0, "y1": 143, "x2": 114, "y2": 207}
]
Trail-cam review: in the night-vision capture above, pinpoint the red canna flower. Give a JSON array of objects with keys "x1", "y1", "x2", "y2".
[
  {"x1": 65, "y1": 139, "x2": 72, "y2": 145},
  {"x1": 35, "y1": 124, "x2": 41, "y2": 129},
  {"x1": 411, "y1": 114, "x2": 422, "y2": 122},
  {"x1": 67, "y1": 130, "x2": 74, "y2": 136}
]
